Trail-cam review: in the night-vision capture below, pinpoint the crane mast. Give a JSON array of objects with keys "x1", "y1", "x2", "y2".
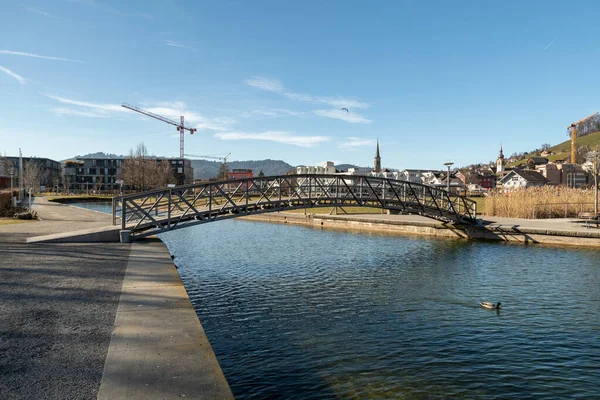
[
  {"x1": 568, "y1": 112, "x2": 598, "y2": 164},
  {"x1": 122, "y1": 103, "x2": 197, "y2": 158}
]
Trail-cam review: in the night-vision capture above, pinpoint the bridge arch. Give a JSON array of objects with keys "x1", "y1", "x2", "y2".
[{"x1": 112, "y1": 174, "x2": 477, "y2": 240}]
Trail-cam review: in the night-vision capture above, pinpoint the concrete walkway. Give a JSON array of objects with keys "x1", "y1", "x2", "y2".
[
  {"x1": 98, "y1": 240, "x2": 233, "y2": 399},
  {"x1": 0, "y1": 197, "x2": 232, "y2": 399}
]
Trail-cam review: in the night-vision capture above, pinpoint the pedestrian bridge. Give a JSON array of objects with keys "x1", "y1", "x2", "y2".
[{"x1": 112, "y1": 174, "x2": 477, "y2": 240}]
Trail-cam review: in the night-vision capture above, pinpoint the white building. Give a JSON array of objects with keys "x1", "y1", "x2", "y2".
[
  {"x1": 296, "y1": 161, "x2": 336, "y2": 175},
  {"x1": 499, "y1": 169, "x2": 549, "y2": 191}
]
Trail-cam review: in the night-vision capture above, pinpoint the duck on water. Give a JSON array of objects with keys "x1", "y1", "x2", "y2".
[{"x1": 481, "y1": 302, "x2": 502, "y2": 309}]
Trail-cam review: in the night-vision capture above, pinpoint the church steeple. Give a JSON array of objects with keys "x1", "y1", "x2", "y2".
[
  {"x1": 374, "y1": 138, "x2": 381, "y2": 172},
  {"x1": 496, "y1": 143, "x2": 505, "y2": 174}
]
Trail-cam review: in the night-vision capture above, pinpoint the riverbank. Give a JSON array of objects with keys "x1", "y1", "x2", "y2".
[
  {"x1": 242, "y1": 211, "x2": 600, "y2": 247},
  {"x1": 0, "y1": 197, "x2": 232, "y2": 399}
]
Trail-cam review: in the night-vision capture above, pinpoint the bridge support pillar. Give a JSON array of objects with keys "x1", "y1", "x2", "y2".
[{"x1": 120, "y1": 229, "x2": 132, "y2": 243}]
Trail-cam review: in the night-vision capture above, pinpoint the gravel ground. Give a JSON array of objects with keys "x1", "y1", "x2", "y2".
[{"x1": 0, "y1": 197, "x2": 130, "y2": 399}]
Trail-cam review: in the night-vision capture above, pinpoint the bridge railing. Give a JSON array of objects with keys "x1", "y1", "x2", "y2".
[{"x1": 112, "y1": 174, "x2": 477, "y2": 239}]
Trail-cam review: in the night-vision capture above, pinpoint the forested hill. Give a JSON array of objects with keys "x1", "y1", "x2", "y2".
[{"x1": 191, "y1": 159, "x2": 294, "y2": 179}]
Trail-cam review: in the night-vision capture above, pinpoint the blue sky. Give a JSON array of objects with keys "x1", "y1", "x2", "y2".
[{"x1": 1, "y1": 0, "x2": 599, "y2": 170}]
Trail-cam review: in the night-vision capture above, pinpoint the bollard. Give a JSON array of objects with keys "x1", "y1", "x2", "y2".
[{"x1": 119, "y1": 229, "x2": 132, "y2": 243}]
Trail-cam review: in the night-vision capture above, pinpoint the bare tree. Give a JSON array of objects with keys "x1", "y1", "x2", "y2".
[
  {"x1": 120, "y1": 143, "x2": 154, "y2": 191},
  {"x1": 120, "y1": 143, "x2": 177, "y2": 191},
  {"x1": 23, "y1": 161, "x2": 43, "y2": 191},
  {"x1": 0, "y1": 157, "x2": 14, "y2": 176},
  {"x1": 150, "y1": 159, "x2": 175, "y2": 188},
  {"x1": 95, "y1": 175, "x2": 104, "y2": 192}
]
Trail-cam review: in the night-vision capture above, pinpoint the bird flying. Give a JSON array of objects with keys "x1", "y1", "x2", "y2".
[{"x1": 341, "y1": 107, "x2": 349, "y2": 113}]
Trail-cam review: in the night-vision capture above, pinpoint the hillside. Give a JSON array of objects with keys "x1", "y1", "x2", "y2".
[
  {"x1": 191, "y1": 159, "x2": 294, "y2": 179},
  {"x1": 507, "y1": 131, "x2": 600, "y2": 167}
]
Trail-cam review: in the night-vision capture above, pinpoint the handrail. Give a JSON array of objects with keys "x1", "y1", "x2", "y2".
[{"x1": 112, "y1": 174, "x2": 478, "y2": 240}]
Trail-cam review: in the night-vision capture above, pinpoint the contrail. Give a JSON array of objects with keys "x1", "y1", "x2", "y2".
[
  {"x1": 0, "y1": 50, "x2": 84, "y2": 63},
  {"x1": 543, "y1": 39, "x2": 555, "y2": 50}
]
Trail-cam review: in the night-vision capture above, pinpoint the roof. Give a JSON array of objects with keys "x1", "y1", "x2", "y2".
[
  {"x1": 501, "y1": 169, "x2": 549, "y2": 184},
  {"x1": 527, "y1": 157, "x2": 549, "y2": 164}
]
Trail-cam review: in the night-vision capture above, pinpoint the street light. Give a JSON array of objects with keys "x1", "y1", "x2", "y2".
[
  {"x1": 9, "y1": 168, "x2": 14, "y2": 207},
  {"x1": 444, "y1": 162, "x2": 454, "y2": 193}
]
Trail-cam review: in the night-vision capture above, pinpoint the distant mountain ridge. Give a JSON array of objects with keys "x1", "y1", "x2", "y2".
[{"x1": 190, "y1": 159, "x2": 294, "y2": 179}]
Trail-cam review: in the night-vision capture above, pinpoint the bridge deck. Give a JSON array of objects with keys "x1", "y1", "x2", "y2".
[{"x1": 112, "y1": 174, "x2": 477, "y2": 240}]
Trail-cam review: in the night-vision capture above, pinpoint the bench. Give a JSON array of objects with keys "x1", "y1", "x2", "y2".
[{"x1": 577, "y1": 212, "x2": 599, "y2": 228}]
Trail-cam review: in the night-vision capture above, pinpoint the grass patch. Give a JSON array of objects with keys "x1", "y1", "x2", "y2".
[{"x1": 468, "y1": 197, "x2": 486, "y2": 215}]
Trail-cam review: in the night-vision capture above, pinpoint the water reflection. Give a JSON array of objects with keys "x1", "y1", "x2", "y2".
[{"x1": 161, "y1": 220, "x2": 600, "y2": 399}]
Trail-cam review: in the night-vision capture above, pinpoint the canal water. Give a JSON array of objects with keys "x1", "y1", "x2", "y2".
[{"x1": 160, "y1": 220, "x2": 600, "y2": 399}]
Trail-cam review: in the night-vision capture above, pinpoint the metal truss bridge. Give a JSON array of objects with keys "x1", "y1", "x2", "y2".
[{"x1": 112, "y1": 174, "x2": 477, "y2": 240}]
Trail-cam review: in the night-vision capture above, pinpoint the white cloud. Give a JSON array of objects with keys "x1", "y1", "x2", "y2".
[
  {"x1": 340, "y1": 136, "x2": 376, "y2": 150},
  {"x1": 44, "y1": 95, "x2": 234, "y2": 129},
  {"x1": 0, "y1": 66, "x2": 26, "y2": 84},
  {"x1": 0, "y1": 50, "x2": 84, "y2": 63},
  {"x1": 245, "y1": 76, "x2": 371, "y2": 121},
  {"x1": 164, "y1": 40, "x2": 197, "y2": 51},
  {"x1": 314, "y1": 109, "x2": 371, "y2": 124},
  {"x1": 24, "y1": 6, "x2": 56, "y2": 18},
  {"x1": 215, "y1": 131, "x2": 329, "y2": 147},
  {"x1": 245, "y1": 77, "x2": 284, "y2": 93},
  {"x1": 44, "y1": 94, "x2": 124, "y2": 112},
  {"x1": 242, "y1": 108, "x2": 303, "y2": 118},
  {"x1": 285, "y1": 92, "x2": 369, "y2": 109},
  {"x1": 50, "y1": 107, "x2": 110, "y2": 118},
  {"x1": 69, "y1": 0, "x2": 152, "y2": 19}
]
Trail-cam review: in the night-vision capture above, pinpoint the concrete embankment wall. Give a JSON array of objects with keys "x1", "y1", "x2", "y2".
[
  {"x1": 242, "y1": 213, "x2": 600, "y2": 248},
  {"x1": 98, "y1": 239, "x2": 234, "y2": 399}
]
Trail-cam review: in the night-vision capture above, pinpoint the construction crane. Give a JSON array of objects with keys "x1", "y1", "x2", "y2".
[
  {"x1": 568, "y1": 112, "x2": 598, "y2": 164},
  {"x1": 185, "y1": 153, "x2": 231, "y2": 180},
  {"x1": 122, "y1": 103, "x2": 196, "y2": 159}
]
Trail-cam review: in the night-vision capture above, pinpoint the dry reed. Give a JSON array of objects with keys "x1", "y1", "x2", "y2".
[{"x1": 485, "y1": 187, "x2": 597, "y2": 219}]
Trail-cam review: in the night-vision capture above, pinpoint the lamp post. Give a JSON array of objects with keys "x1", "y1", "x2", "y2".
[
  {"x1": 444, "y1": 162, "x2": 454, "y2": 193},
  {"x1": 9, "y1": 168, "x2": 14, "y2": 207}
]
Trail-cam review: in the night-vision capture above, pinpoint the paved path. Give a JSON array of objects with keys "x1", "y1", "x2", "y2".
[
  {"x1": 0, "y1": 197, "x2": 113, "y2": 242},
  {"x1": 0, "y1": 198, "x2": 129, "y2": 399},
  {"x1": 302, "y1": 212, "x2": 600, "y2": 234},
  {"x1": 1, "y1": 197, "x2": 233, "y2": 399}
]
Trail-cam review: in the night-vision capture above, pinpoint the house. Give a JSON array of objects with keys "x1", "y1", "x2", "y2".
[
  {"x1": 467, "y1": 183, "x2": 488, "y2": 195},
  {"x1": 526, "y1": 157, "x2": 549, "y2": 169},
  {"x1": 227, "y1": 169, "x2": 253, "y2": 180},
  {"x1": 477, "y1": 169, "x2": 497, "y2": 189},
  {"x1": 499, "y1": 169, "x2": 549, "y2": 191},
  {"x1": 296, "y1": 161, "x2": 336, "y2": 175},
  {"x1": 535, "y1": 163, "x2": 561, "y2": 185},
  {"x1": 540, "y1": 150, "x2": 553, "y2": 157},
  {"x1": 399, "y1": 169, "x2": 439, "y2": 184},
  {"x1": 556, "y1": 163, "x2": 589, "y2": 188}
]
